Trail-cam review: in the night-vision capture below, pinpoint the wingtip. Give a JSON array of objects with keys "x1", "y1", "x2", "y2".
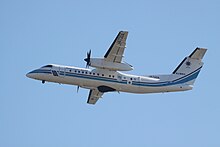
[{"x1": 119, "y1": 30, "x2": 129, "y2": 33}]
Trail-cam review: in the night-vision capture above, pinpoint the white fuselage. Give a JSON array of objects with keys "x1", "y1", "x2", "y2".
[{"x1": 26, "y1": 64, "x2": 194, "y2": 94}]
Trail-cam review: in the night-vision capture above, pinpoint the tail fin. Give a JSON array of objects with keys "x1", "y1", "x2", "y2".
[{"x1": 172, "y1": 47, "x2": 207, "y2": 85}]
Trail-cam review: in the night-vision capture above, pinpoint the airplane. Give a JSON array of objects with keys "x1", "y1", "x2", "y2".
[{"x1": 26, "y1": 31, "x2": 207, "y2": 105}]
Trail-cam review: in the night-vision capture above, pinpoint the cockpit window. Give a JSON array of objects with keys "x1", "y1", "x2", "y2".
[{"x1": 41, "y1": 65, "x2": 53, "y2": 68}]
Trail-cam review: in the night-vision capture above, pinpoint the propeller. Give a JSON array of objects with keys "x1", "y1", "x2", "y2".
[{"x1": 84, "y1": 49, "x2": 91, "y2": 68}]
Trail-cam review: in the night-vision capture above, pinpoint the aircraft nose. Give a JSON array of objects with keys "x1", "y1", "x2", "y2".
[
  {"x1": 26, "y1": 71, "x2": 35, "y2": 79},
  {"x1": 26, "y1": 72, "x2": 32, "y2": 78}
]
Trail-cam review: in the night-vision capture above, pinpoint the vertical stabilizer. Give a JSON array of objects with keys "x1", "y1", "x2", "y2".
[{"x1": 172, "y1": 48, "x2": 207, "y2": 85}]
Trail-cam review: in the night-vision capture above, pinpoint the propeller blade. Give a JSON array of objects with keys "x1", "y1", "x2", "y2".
[
  {"x1": 88, "y1": 49, "x2": 91, "y2": 58},
  {"x1": 84, "y1": 49, "x2": 91, "y2": 68}
]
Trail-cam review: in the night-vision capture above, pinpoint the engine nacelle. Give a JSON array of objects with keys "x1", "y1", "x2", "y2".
[{"x1": 89, "y1": 58, "x2": 133, "y2": 71}]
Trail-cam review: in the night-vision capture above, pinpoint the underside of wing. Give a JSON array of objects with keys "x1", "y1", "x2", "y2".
[
  {"x1": 87, "y1": 89, "x2": 104, "y2": 105},
  {"x1": 104, "y1": 31, "x2": 128, "y2": 63}
]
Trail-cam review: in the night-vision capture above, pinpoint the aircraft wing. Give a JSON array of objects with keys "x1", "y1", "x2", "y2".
[
  {"x1": 87, "y1": 89, "x2": 104, "y2": 104},
  {"x1": 104, "y1": 31, "x2": 128, "y2": 63}
]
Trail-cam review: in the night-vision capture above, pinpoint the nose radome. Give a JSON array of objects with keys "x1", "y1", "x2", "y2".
[
  {"x1": 26, "y1": 72, "x2": 31, "y2": 78},
  {"x1": 26, "y1": 71, "x2": 35, "y2": 79}
]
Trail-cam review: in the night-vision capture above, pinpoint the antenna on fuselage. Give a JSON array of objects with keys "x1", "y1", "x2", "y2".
[{"x1": 77, "y1": 86, "x2": 80, "y2": 93}]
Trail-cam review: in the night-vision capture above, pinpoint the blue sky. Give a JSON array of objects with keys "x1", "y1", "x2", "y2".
[{"x1": 1, "y1": 0, "x2": 220, "y2": 146}]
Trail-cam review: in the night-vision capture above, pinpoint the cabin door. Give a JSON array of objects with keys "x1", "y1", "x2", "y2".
[{"x1": 59, "y1": 67, "x2": 65, "y2": 77}]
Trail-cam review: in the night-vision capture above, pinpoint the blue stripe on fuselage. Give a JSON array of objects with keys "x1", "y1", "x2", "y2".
[
  {"x1": 132, "y1": 67, "x2": 202, "y2": 87},
  {"x1": 32, "y1": 67, "x2": 201, "y2": 87},
  {"x1": 60, "y1": 71, "x2": 127, "y2": 84}
]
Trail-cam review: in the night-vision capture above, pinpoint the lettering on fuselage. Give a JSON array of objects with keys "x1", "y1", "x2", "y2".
[
  {"x1": 175, "y1": 72, "x2": 186, "y2": 75},
  {"x1": 149, "y1": 75, "x2": 159, "y2": 79}
]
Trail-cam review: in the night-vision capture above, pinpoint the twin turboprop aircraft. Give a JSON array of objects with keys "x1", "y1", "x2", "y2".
[{"x1": 26, "y1": 31, "x2": 207, "y2": 104}]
